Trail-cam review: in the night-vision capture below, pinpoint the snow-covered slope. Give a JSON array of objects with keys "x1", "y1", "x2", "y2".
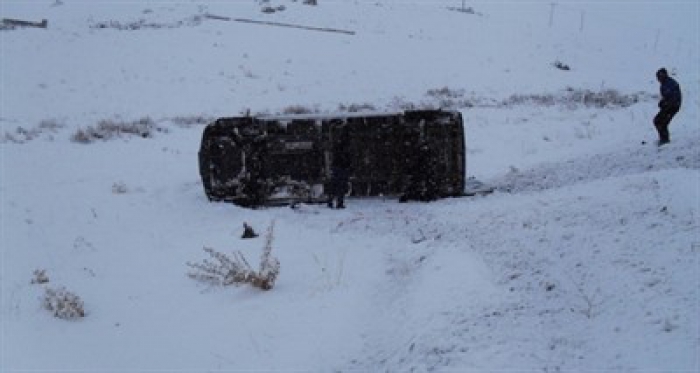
[{"x1": 2, "y1": 1, "x2": 699, "y2": 371}]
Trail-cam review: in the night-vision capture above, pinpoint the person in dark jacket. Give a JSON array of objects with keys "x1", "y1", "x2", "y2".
[
  {"x1": 327, "y1": 164, "x2": 349, "y2": 209},
  {"x1": 328, "y1": 129, "x2": 351, "y2": 209},
  {"x1": 653, "y1": 68, "x2": 682, "y2": 146}
]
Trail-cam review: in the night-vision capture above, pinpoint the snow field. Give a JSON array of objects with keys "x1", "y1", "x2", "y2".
[{"x1": 2, "y1": 0, "x2": 699, "y2": 371}]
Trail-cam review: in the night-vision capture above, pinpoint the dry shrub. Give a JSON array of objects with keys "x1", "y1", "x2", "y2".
[
  {"x1": 72, "y1": 117, "x2": 165, "y2": 143},
  {"x1": 426, "y1": 86, "x2": 465, "y2": 99},
  {"x1": 503, "y1": 89, "x2": 645, "y2": 109},
  {"x1": 112, "y1": 182, "x2": 129, "y2": 194},
  {"x1": 2, "y1": 127, "x2": 42, "y2": 143},
  {"x1": 423, "y1": 87, "x2": 480, "y2": 109},
  {"x1": 337, "y1": 103, "x2": 377, "y2": 113},
  {"x1": 43, "y1": 286, "x2": 85, "y2": 320},
  {"x1": 2, "y1": 119, "x2": 64, "y2": 144},
  {"x1": 188, "y1": 221, "x2": 280, "y2": 290},
  {"x1": 282, "y1": 105, "x2": 317, "y2": 115},
  {"x1": 91, "y1": 16, "x2": 203, "y2": 30},
  {"x1": 170, "y1": 115, "x2": 213, "y2": 128},
  {"x1": 568, "y1": 89, "x2": 640, "y2": 108},
  {"x1": 31, "y1": 269, "x2": 49, "y2": 284}
]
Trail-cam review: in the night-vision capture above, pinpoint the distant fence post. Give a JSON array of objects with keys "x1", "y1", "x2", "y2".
[
  {"x1": 653, "y1": 29, "x2": 660, "y2": 51},
  {"x1": 549, "y1": 3, "x2": 557, "y2": 27},
  {"x1": 1, "y1": 18, "x2": 48, "y2": 29}
]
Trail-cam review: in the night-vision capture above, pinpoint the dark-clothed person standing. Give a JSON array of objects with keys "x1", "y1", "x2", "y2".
[
  {"x1": 328, "y1": 165, "x2": 349, "y2": 209},
  {"x1": 328, "y1": 127, "x2": 350, "y2": 209},
  {"x1": 654, "y1": 68, "x2": 682, "y2": 146}
]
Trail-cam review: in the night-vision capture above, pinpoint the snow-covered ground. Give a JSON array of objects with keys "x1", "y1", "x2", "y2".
[{"x1": 2, "y1": 0, "x2": 699, "y2": 371}]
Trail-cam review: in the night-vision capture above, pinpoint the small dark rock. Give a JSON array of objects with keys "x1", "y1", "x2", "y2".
[
  {"x1": 553, "y1": 61, "x2": 571, "y2": 71},
  {"x1": 242, "y1": 222, "x2": 258, "y2": 239}
]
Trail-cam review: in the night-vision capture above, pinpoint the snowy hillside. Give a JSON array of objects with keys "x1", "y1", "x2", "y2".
[{"x1": 2, "y1": 0, "x2": 699, "y2": 371}]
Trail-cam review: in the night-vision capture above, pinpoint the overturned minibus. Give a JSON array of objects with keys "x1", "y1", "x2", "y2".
[{"x1": 198, "y1": 110, "x2": 465, "y2": 207}]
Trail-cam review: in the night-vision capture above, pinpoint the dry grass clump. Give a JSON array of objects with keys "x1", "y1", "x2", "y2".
[
  {"x1": 72, "y1": 117, "x2": 166, "y2": 143},
  {"x1": 188, "y1": 221, "x2": 280, "y2": 291},
  {"x1": 43, "y1": 286, "x2": 85, "y2": 320}
]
